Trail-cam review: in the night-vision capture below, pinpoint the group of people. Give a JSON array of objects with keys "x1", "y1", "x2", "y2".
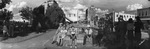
[
  {"x1": 52, "y1": 23, "x2": 78, "y2": 48},
  {"x1": 52, "y1": 15, "x2": 144, "y2": 49},
  {"x1": 115, "y1": 16, "x2": 144, "y2": 49},
  {"x1": 52, "y1": 23, "x2": 101, "y2": 48}
]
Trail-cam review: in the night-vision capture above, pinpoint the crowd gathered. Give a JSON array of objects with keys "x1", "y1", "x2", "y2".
[
  {"x1": 114, "y1": 16, "x2": 144, "y2": 49},
  {"x1": 51, "y1": 16, "x2": 145, "y2": 49},
  {"x1": 52, "y1": 23, "x2": 100, "y2": 48}
]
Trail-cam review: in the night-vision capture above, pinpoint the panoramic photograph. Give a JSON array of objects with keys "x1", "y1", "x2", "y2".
[{"x1": 0, "y1": 0, "x2": 150, "y2": 49}]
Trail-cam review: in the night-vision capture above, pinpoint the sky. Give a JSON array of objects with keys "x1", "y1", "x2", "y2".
[
  {"x1": 5, "y1": 0, "x2": 150, "y2": 13},
  {"x1": 6, "y1": 0, "x2": 150, "y2": 11},
  {"x1": 4, "y1": 0, "x2": 149, "y2": 21}
]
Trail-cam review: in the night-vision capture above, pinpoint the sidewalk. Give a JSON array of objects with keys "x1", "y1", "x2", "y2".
[
  {"x1": 1, "y1": 29, "x2": 56, "y2": 43},
  {"x1": 0, "y1": 29, "x2": 56, "y2": 49},
  {"x1": 1, "y1": 32, "x2": 45, "y2": 43}
]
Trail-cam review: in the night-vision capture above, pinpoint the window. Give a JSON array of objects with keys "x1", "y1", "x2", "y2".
[
  {"x1": 69, "y1": 14, "x2": 71, "y2": 17},
  {"x1": 139, "y1": 13, "x2": 141, "y2": 16},
  {"x1": 78, "y1": 16, "x2": 80, "y2": 18},
  {"x1": 142, "y1": 12, "x2": 144, "y2": 16},
  {"x1": 146, "y1": 11, "x2": 147, "y2": 16},
  {"x1": 116, "y1": 15, "x2": 119, "y2": 17}
]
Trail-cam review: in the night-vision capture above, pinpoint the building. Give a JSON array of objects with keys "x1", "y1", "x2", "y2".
[
  {"x1": 113, "y1": 12, "x2": 136, "y2": 22},
  {"x1": 125, "y1": 10, "x2": 137, "y2": 16},
  {"x1": 86, "y1": 5, "x2": 109, "y2": 21},
  {"x1": 43, "y1": 0, "x2": 87, "y2": 22},
  {"x1": 137, "y1": 7, "x2": 150, "y2": 30},
  {"x1": 137, "y1": 7, "x2": 150, "y2": 20},
  {"x1": 85, "y1": 6, "x2": 111, "y2": 27},
  {"x1": 85, "y1": 5, "x2": 95, "y2": 21},
  {"x1": 61, "y1": 5, "x2": 87, "y2": 22}
]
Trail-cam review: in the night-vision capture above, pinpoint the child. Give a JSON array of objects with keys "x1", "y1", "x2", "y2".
[{"x1": 69, "y1": 26, "x2": 77, "y2": 48}]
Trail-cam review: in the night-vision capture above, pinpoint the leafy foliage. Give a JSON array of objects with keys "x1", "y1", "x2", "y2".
[
  {"x1": 98, "y1": 14, "x2": 116, "y2": 45},
  {"x1": 0, "y1": 0, "x2": 12, "y2": 9},
  {"x1": 0, "y1": 9, "x2": 13, "y2": 21},
  {"x1": 19, "y1": 7, "x2": 33, "y2": 20},
  {"x1": 46, "y1": 1, "x2": 65, "y2": 28},
  {"x1": 19, "y1": 1, "x2": 66, "y2": 29},
  {"x1": 2, "y1": 0, "x2": 11, "y2": 4}
]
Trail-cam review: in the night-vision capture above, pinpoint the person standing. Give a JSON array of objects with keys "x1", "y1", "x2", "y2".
[
  {"x1": 114, "y1": 16, "x2": 127, "y2": 49},
  {"x1": 52, "y1": 23, "x2": 63, "y2": 45},
  {"x1": 70, "y1": 26, "x2": 77, "y2": 48},
  {"x1": 2, "y1": 21, "x2": 8, "y2": 36},
  {"x1": 58, "y1": 25, "x2": 67, "y2": 46},
  {"x1": 126, "y1": 18, "x2": 134, "y2": 49},
  {"x1": 90, "y1": 28, "x2": 97, "y2": 46},
  {"x1": 134, "y1": 17, "x2": 144, "y2": 49},
  {"x1": 83, "y1": 28, "x2": 89, "y2": 45}
]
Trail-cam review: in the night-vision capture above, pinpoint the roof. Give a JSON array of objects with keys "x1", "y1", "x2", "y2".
[{"x1": 137, "y1": 7, "x2": 150, "y2": 10}]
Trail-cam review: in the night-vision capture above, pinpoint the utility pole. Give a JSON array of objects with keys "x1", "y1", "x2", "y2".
[{"x1": 111, "y1": 8, "x2": 116, "y2": 32}]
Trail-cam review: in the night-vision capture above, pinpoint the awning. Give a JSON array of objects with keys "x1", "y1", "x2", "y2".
[{"x1": 141, "y1": 18, "x2": 150, "y2": 20}]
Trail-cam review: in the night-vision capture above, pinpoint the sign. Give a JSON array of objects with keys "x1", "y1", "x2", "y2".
[{"x1": 141, "y1": 32, "x2": 149, "y2": 39}]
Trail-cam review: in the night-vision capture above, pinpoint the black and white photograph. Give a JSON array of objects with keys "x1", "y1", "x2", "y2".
[{"x1": 0, "y1": 0, "x2": 150, "y2": 49}]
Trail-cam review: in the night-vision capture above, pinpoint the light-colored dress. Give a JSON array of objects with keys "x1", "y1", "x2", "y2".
[
  {"x1": 3, "y1": 25, "x2": 8, "y2": 34},
  {"x1": 89, "y1": 29, "x2": 93, "y2": 35}
]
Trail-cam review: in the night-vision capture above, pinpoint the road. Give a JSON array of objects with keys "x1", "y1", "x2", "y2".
[
  {"x1": 0, "y1": 29, "x2": 105, "y2": 49},
  {"x1": 0, "y1": 29, "x2": 57, "y2": 49},
  {"x1": 0, "y1": 29, "x2": 149, "y2": 49}
]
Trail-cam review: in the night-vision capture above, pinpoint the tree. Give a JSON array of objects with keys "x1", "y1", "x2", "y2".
[
  {"x1": 19, "y1": 6, "x2": 33, "y2": 20},
  {"x1": 0, "y1": 0, "x2": 12, "y2": 9},
  {"x1": 97, "y1": 14, "x2": 117, "y2": 46},
  {"x1": 0, "y1": 9, "x2": 14, "y2": 37},
  {"x1": 31, "y1": 5, "x2": 48, "y2": 31},
  {"x1": 0, "y1": 0, "x2": 12, "y2": 22},
  {"x1": 45, "y1": 0, "x2": 65, "y2": 28},
  {"x1": 0, "y1": 9, "x2": 13, "y2": 21}
]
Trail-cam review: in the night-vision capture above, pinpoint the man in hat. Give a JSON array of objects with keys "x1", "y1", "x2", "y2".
[
  {"x1": 115, "y1": 16, "x2": 127, "y2": 47},
  {"x1": 134, "y1": 16, "x2": 144, "y2": 49}
]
